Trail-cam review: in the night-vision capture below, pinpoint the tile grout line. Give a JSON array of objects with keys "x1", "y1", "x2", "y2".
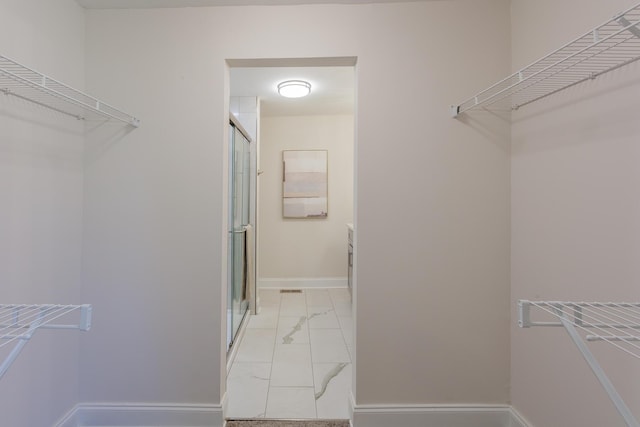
[
  {"x1": 331, "y1": 291, "x2": 352, "y2": 363},
  {"x1": 315, "y1": 289, "x2": 349, "y2": 417},
  {"x1": 306, "y1": 290, "x2": 319, "y2": 418},
  {"x1": 263, "y1": 291, "x2": 282, "y2": 418},
  {"x1": 316, "y1": 291, "x2": 335, "y2": 417}
]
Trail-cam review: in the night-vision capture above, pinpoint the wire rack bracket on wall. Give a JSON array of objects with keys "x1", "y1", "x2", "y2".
[
  {"x1": 0, "y1": 54, "x2": 140, "y2": 127},
  {"x1": 452, "y1": 2, "x2": 640, "y2": 117},
  {"x1": 519, "y1": 300, "x2": 640, "y2": 427},
  {"x1": 0, "y1": 304, "x2": 92, "y2": 380}
]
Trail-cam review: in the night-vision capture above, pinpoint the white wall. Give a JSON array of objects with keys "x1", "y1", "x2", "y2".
[
  {"x1": 259, "y1": 114, "x2": 354, "y2": 284},
  {"x1": 510, "y1": 1, "x2": 640, "y2": 426},
  {"x1": 353, "y1": 1, "x2": 510, "y2": 405},
  {"x1": 0, "y1": 1, "x2": 86, "y2": 425},
  {"x1": 81, "y1": 10, "x2": 223, "y2": 404},
  {"x1": 81, "y1": 0, "x2": 511, "y2": 418}
]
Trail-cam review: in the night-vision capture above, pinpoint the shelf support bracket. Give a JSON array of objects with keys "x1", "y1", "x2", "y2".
[
  {"x1": 0, "y1": 304, "x2": 92, "y2": 380},
  {"x1": 0, "y1": 316, "x2": 43, "y2": 380},
  {"x1": 518, "y1": 300, "x2": 531, "y2": 328},
  {"x1": 554, "y1": 307, "x2": 640, "y2": 427},
  {"x1": 616, "y1": 16, "x2": 640, "y2": 39},
  {"x1": 0, "y1": 337, "x2": 29, "y2": 380}
]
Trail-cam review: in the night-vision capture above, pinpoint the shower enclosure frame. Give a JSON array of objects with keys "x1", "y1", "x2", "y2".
[{"x1": 227, "y1": 116, "x2": 255, "y2": 352}]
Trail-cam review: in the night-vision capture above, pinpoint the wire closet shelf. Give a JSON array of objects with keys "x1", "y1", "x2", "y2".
[
  {"x1": 452, "y1": 2, "x2": 640, "y2": 117},
  {"x1": 0, "y1": 304, "x2": 92, "y2": 380},
  {"x1": 0, "y1": 54, "x2": 139, "y2": 127},
  {"x1": 518, "y1": 300, "x2": 640, "y2": 427}
]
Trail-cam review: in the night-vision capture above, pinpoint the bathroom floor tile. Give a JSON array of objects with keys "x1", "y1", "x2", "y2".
[
  {"x1": 338, "y1": 316, "x2": 353, "y2": 345},
  {"x1": 270, "y1": 344, "x2": 313, "y2": 387},
  {"x1": 234, "y1": 328, "x2": 276, "y2": 363},
  {"x1": 276, "y1": 315, "x2": 310, "y2": 345},
  {"x1": 332, "y1": 300, "x2": 352, "y2": 317},
  {"x1": 228, "y1": 288, "x2": 352, "y2": 420},
  {"x1": 257, "y1": 306, "x2": 281, "y2": 317},
  {"x1": 307, "y1": 306, "x2": 340, "y2": 329},
  {"x1": 309, "y1": 329, "x2": 351, "y2": 363},
  {"x1": 226, "y1": 363, "x2": 270, "y2": 418},
  {"x1": 247, "y1": 311, "x2": 279, "y2": 329},
  {"x1": 280, "y1": 296, "x2": 308, "y2": 316},
  {"x1": 305, "y1": 289, "x2": 333, "y2": 306},
  {"x1": 266, "y1": 387, "x2": 317, "y2": 419},
  {"x1": 328, "y1": 288, "x2": 351, "y2": 303},
  {"x1": 281, "y1": 292, "x2": 306, "y2": 304},
  {"x1": 314, "y1": 362, "x2": 352, "y2": 419}
]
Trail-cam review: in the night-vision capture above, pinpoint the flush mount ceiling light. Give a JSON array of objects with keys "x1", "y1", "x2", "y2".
[{"x1": 277, "y1": 80, "x2": 311, "y2": 98}]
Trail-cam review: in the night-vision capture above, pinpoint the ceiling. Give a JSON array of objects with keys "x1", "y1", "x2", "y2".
[
  {"x1": 231, "y1": 66, "x2": 354, "y2": 117},
  {"x1": 78, "y1": 0, "x2": 422, "y2": 8}
]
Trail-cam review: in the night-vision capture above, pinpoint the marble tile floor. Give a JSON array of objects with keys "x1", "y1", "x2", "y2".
[{"x1": 226, "y1": 288, "x2": 353, "y2": 420}]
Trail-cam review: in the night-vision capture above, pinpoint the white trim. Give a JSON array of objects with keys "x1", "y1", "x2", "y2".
[
  {"x1": 221, "y1": 392, "x2": 229, "y2": 421},
  {"x1": 60, "y1": 402, "x2": 224, "y2": 427},
  {"x1": 226, "y1": 310, "x2": 251, "y2": 373},
  {"x1": 55, "y1": 401, "x2": 528, "y2": 427},
  {"x1": 351, "y1": 403, "x2": 530, "y2": 427},
  {"x1": 258, "y1": 277, "x2": 347, "y2": 289}
]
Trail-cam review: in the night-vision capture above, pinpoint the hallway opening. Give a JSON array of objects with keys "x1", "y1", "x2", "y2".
[{"x1": 225, "y1": 58, "x2": 356, "y2": 420}]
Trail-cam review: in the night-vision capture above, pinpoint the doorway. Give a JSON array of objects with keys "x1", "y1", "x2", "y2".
[{"x1": 225, "y1": 58, "x2": 356, "y2": 420}]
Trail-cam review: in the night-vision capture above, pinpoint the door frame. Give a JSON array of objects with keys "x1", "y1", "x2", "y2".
[{"x1": 222, "y1": 55, "x2": 359, "y2": 415}]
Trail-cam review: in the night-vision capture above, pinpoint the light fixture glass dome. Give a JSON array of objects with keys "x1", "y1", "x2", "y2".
[{"x1": 277, "y1": 80, "x2": 311, "y2": 98}]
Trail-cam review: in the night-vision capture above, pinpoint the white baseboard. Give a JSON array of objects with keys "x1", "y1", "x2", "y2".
[
  {"x1": 351, "y1": 401, "x2": 530, "y2": 427},
  {"x1": 55, "y1": 401, "x2": 529, "y2": 427},
  {"x1": 258, "y1": 277, "x2": 347, "y2": 289},
  {"x1": 54, "y1": 402, "x2": 224, "y2": 427}
]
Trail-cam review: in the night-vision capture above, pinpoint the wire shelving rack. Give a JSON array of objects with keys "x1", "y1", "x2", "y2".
[
  {"x1": 0, "y1": 54, "x2": 139, "y2": 127},
  {"x1": 0, "y1": 304, "x2": 92, "y2": 380},
  {"x1": 452, "y1": 2, "x2": 640, "y2": 117},
  {"x1": 518, "y1": 300, "x2": 640, "y2": 427}
]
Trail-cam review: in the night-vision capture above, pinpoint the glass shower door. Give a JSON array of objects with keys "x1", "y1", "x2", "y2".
[{"x1": 227, "y1": 122, "x2": 251, "y2": 350}]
